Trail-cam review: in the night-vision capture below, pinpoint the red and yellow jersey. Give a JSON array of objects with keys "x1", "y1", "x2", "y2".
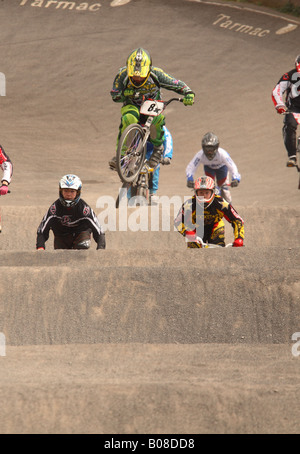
[{"x1": 174, "y1": 195, "x2": 244, "y2": 241}]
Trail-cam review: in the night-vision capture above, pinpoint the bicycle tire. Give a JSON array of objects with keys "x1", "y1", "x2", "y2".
[
  {"x1": 136, "y1": 185, "x2": 149, "y2": 205},
  {"x1": 115, "y1": 182, "x2": 130, "y2": 209},
  {"x1": 116, "y1": 124, "x2": 147, "y2": 183}
]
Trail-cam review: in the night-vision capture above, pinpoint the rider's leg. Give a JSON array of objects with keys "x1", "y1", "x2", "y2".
[
  {"x1": 216, "y1": 166, "x2": 231, "y2": 203},
  {"x1": 147, "y1": 114, "x2": 165, "y2": 168},
  {"x1": 145, "y1": 146, "x2": 160, "y2": 194},
  {"x1": 283, "y1": 114, "x2": 298, "y2": 166},
  {"x1": 204, "y1": 166, "x2": 216, "y2": 181},
  {"x1": 150, "y1": 167, "x2": 160, "y2": 194},
  {"x1": 207, "y1": 220, "x2": 225, "y2": 247},
  {"x1": 117, "y1": 104, "x2": 140, "y2": 146},
  {"x1": 73, "y1": 231, "x2": 92, "y2": 250},
  {"x1": 109, "y1": 104, "x2": 140, "y2": 170},
  {"x1": 54, "y1": 234, "x2": 74, "y2": 249}
]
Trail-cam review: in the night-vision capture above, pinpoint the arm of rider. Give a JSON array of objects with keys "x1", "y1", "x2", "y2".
[
  {"x1": 187, "y1": 177, "x2": 194, "y2": 188},
  {"x1": 0, "y1": 180, "x2": 9, "y2": 195},
  {"x1": 232, "y1": 238, "x2": 243, "y2": 247},
  {"x1": 96, "y1": 232, "x2": 106, "y2": 250},
  {"x1": 276, "y1": 104, "x2": 287, "y2": 114},
  {"x1": 231, "y1": 179, "x2": 239, "y2": 188},
  {"x1": 185, "y1": 231, "x2": 196, "y2": 240}
]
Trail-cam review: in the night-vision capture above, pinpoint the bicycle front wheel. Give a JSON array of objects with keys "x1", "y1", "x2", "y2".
[{"x1": 116, "y1": 124, "x2": 147, "y2": 183}]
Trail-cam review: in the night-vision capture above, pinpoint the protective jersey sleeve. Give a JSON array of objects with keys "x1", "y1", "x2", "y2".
[
  {"x1": 272, "y1": 74, "x2": 289, "y2": 107},
  {"x1": 186, "y1": 152, "x2": 202, "y2": 179},
  {"x1": 110, "y1": 67, "x2": 128, "y2": 103},
  {"x1": 36, "y1": 207, "x2": 53, "y2": 249},
  {"x1": 0, "y1": 145, "x2": 13, "y2": 184},
  {"x1": 84, "y1": 205, "x2": 106, "y2": 249},
  {"x1": 221, "y1": 150, "x2": 241, "y2": 182},
  {"x1": 174, "y1": 199, "x2": 195, "y2": 236},
  {"x1": 221, "y1": 202, "x2": 244, "y2": 240},
  {"x1": 152, "y1": 67, "x2": 194, "y2": 96}
]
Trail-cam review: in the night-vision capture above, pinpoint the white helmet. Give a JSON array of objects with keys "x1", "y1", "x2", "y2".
[
  {"x1": 194, "y1": 175, "x2": 215, "y2": 208},
  {"x1": 59, "y1": 174, "x2": 82, "y2": 207}
]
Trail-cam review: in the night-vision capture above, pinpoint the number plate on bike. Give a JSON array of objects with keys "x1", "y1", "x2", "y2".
[{"x1": 140, "y1": 100, "x2": 164, "y2": 116}]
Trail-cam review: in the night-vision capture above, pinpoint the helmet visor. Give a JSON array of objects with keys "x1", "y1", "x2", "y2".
[{"x1": 203, "y1": 145, "x2": 217, "y2": 160}]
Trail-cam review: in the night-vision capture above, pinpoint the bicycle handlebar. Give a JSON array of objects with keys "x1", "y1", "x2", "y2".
[
  {"x1": 164, "y1": 97, "x2": 184, "y2": 107},
  {"x1": 195, "y1": 236, "x2": 233, "y2": 248}
]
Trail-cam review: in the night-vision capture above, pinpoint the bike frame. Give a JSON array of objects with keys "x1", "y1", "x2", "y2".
[{"x1": 116, "y1": 98, "x2": 183, "y2": 185}]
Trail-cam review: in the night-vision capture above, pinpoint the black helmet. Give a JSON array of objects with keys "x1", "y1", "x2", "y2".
[{"x1": 202, "y1": 132, "x2": 219, "y2": 160}]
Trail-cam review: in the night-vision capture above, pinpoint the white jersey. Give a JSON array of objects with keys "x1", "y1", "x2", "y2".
[{"x1": 186, "y1": 147, "x2": 241, "y2": 181}]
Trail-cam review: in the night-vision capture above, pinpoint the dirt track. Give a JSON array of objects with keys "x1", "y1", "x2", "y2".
[{"x1": 0, "y1": 0, "x2": 300, "y2": 434}]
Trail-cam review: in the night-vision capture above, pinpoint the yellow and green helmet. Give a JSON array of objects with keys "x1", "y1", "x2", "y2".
[{"x1": 127, "y1": 48, "x2": 152, "y2": 82}]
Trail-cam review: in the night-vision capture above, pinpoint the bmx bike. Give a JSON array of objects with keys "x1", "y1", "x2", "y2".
[
  {"x1": 115, "y1": 163, "x2": 156, "y2": 208},
  {"x1": 116, "y1": 97, "x2": 183, "y2": 185},
  {"x1": 188, "y1": 236, "x2": 233, "y2": 248},
  {"x1": 115, "y1": 97, "x2": 183, "y2": 208}
]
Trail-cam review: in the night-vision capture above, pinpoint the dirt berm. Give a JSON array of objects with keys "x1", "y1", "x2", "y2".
[{"x1": 0, "y1": 0, "x2": 300, "y2": 434}]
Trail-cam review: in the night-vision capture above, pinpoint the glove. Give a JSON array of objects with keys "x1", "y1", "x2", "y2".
[
  {"x1": 231, "y1": 179, "x2": 239, "y2": 188},
  {"x1": 123, "y1": 88, "x2": 134, "y2": 97},
  {"x1": 232, "y1": 238, "x2": 243, "y2": 247},
  {"x1": 187, "y1": 178, "x2": 194, "y2": 188},
  {"x1": 185, "y1": 230, "x2": 196, "y2": 240},
  {"x1": 183, "y1": 93, "x2": 194, "y2": 106},
  {"x1": 161, "y1": 157, "x2": 171, "y2": 165},
  {"x1": 0, "y1": 184, "x2": 8, "y2": 195},
  {"x1": 276, "y1": 104, "x2": 287, "y2": 114}
]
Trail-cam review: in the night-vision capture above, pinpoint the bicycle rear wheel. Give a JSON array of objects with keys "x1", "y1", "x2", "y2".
[{"x1": 116, "y1": 124, "x2": 147, "y2": 183}]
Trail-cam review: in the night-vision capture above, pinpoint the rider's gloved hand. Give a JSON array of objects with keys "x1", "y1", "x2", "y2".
[
  {"x1": 183, "y1": 93, "x2": 194, "y2": 106},
  {"x1": 185, "y1": 230, "x2": 197, "y2": 242},
  {"x1": 231, "y1": 179, "x2": 239, "y2": 188},
  {"x1": 123, "y1": 88, "x2": 134, "y2": 97},
  {"x1": 232, "y1": 238, "x2": 243, "y2": 247},
  {"x1": 187, "y1": 178, "x2": 194, "y2": 188},
  {"x1": 0, "y1": 184, "x2": 9, "y2": 195},
  {"x1": 276, "y1": 104, "x2": 287, "y2": 114},
  {"x1": 161, "y1": 157, "x2": 171, "y2": 165}
]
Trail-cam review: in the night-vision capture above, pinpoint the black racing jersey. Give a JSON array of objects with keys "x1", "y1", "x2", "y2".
[
  {"x1": 0, "y1": 145, "x2": 13, "y2": 184},
  {"x1": 174, "y1": 195, "x2": 244, "y2": 240},
  {"x1": 36, "y1": 198, "x2": 105, "y2": 249},
  {"x1": 110, "y1": 66, "x2": 194, "y2": 107},
  {"x1": 272, "y1": 68, "x2": 300, "y2": 112}
]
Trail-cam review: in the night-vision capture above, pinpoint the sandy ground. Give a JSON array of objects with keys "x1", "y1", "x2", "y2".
[{"x1": 0, "y1": 0, "x2": 300, "y2": 434}]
